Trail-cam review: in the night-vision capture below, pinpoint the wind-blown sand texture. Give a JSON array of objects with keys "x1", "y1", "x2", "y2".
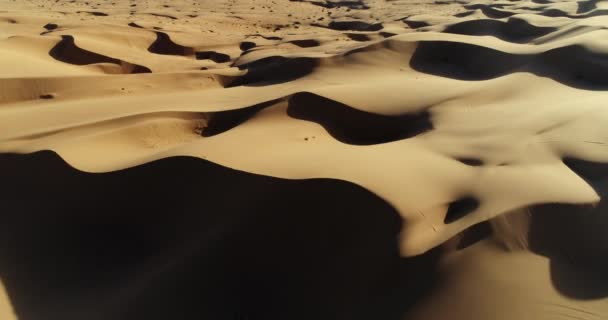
[{"x1": 0, "y1": 0, "x2": 607, "y2": 319}]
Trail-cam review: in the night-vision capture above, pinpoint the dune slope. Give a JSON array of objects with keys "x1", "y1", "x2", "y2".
[
  {"x1": 1, "y1": 0, "x2": 607, "y2": 256},
  {"x1": 0, "y1": 0, "x2": 607, "y2": 319}
]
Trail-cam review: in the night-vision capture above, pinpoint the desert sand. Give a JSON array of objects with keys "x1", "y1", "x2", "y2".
[{"x1": 0, "y1": 0, "x2": 607, "y2": 319}]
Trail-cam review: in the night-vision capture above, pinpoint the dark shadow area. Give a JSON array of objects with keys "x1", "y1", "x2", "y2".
[
  {"x1": 127, "y1": 22, "x2": 143, "y2": 28},
  {"x1": 129, "y1": 64, "x2": 153, "y2": 74},
  {"x1": 534, "y1": 45, "x2": 608, "y2": 89},
  {"x1": 239, "y1": 41, "x2": 256, "y2": 51},
  {"x1": 577, "y1": 0, "x2": 599, "y2": 14},
  {"x1": 529, "y1": 200, "x2": 608, "y2": 298},
  {"x1": 202, "y1": 99, "x2": 281, "y2": 137},
  {"x1": 528, "y1": 158, "x2": 608, "y2": 298},
  {"x1": 410, "y1": 41, "x2": 529, "y2": 81},
  {"x1": 456, "y1": 221, "x2": 492, "y2": 250},
  {"x1": 323, "y1": 21, "x2": 383, "y2": 31},
  {"x1": 227, "y1": 56, "x2": 318, "y2": 87},
  {"x1": 49, "y1": 35, "x2": 150, "y2": 73},
  {"x1": 548, "y1": 258, "x2": 608, "y2": 299},
  {"x1": 443, "y1": 18, "x2": 557, "y2": 43},
  {"x1": 148, "y1": 32, "x2": 193, "y2": 56},
  {"x1": 346, "y1": 33, "x2": 371, "y2": 41},
  {"x1": 410, "y1": 41, "x2": 608, "y2": 90},
  {"x1": 402, "y1": 20, "x2": 430, "y2": 29},
  {"x1": 43, "y1": 23, "x2": 58, "y2": 30},
  {"x1": 195, "y1": 51, "x2": 231, "y2": 63},
  {"x1": 356, "y1": 246, "x2": 443, "y2": 320},
  {"x1": 455, "y1": 158, "x2": 484, "y2": 166},
  {"x1": 444, "y1": 197, "x2": 480, "y2": 224},
  {"x1": 379, "y1": 32, "x2": 397, "y2": 38},
  {"x1": 290, "y1": 39, "x2": 321, "y2": 48},
  {"x1": 540, "y1": 7, "x2": 608, "y2": 18},
  {"x1": 77, "y1": 11, "x2": 109, "y2": 16},
  {"x1": 0, "y1": 151, "x2": 442, "y2": 320},
  {"x1": 287, "y1": 92, "x2": 433, "y2": 145},
  {"x1": 453, "y1": 10, "x2": 476, "y2": 18},
  {"x1": 563, "y1": 157, "x2": 608, "y2": 191},
  {"x1": 39, "y1": 94, "x2": 54, "y2": 100},
  {"x1": 289, "y1": 0, "x2": 369, "y2": 10},
  {"x1": 50, "y1": 35, "x2": 120, "y2": 65},
  {"x1": 148, "y1": 13, "x2": 178, "y2": 20},
  {"x1": 247, "y1": 34, "x2": 282, "y2": 41}
]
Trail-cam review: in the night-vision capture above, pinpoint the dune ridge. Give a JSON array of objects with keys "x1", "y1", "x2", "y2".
[
  {"x1": 1, "y1": 0, "x2": 608, "y2": 319},
  {"x1": 2, "y1": 0, "x2": 608, "y2": 257}
]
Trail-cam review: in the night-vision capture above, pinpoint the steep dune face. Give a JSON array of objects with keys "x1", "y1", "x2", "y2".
[
  {"x1": 0, "y1": 151, "x2": 426, "y2": 320},
  {"x1": 0, "y1": 280, "x2": 14, "y2": 320},
  {"x1": 0, "y1": 0, "x2": 607, "y2": 319},
  {"x1": 407, "y1": 239, "x2": 608, "y2": 320},
  {"x1": 1, "y1": 0, "x2": 607, "y2": 256}
]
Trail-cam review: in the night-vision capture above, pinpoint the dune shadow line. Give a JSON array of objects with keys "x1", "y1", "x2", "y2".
[
  {"x1": 49, "y1": 35, "x2": 151, "y2": 73},
  {"x1": 410, "y1": 41, "x2": 608, "y2": 90},
  {"x1": 528, "y1": 158, "x2": 608, "y2": 298},
  {"x1": 443, "y1": 18, "x2": 558, "y2": 43},
  {"x1": 227, "y1": 56, "x2": 318, "y2": 87},
  {"x1": 0, "y1": 151, "x2": 442, "y2": 320},
  {"x1": 287, "y1": 92, "x2": 433, "y2": 145},
  {"x1": 148, "y1": 32, "x2": 194, "y2": 56}
]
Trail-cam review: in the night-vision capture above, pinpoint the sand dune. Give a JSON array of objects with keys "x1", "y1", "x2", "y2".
[{"x1": 0, "y1": 0, "x2": 607, "y2": 319}]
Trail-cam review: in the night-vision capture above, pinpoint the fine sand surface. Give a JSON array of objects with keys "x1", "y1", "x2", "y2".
[{"x1": 0, "y1": 0, "x2": 607, "y2": 319}]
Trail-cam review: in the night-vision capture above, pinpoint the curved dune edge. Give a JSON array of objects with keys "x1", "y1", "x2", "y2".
[
  {"x1": 0, "y1": 150, "x2": 415, "y2": 319},
  {"x1": 0, "y1": 280, "x2": 15, "y2": 320},
  {"x1": 407, "y1": 239, "x2": 608, "y2": 320},
  {"x1": 1, "y1": 0, "x2": 608, "y2": 259},
  {"x1": 1, "y1": 150, "x2": 606, "y2": 319}
]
